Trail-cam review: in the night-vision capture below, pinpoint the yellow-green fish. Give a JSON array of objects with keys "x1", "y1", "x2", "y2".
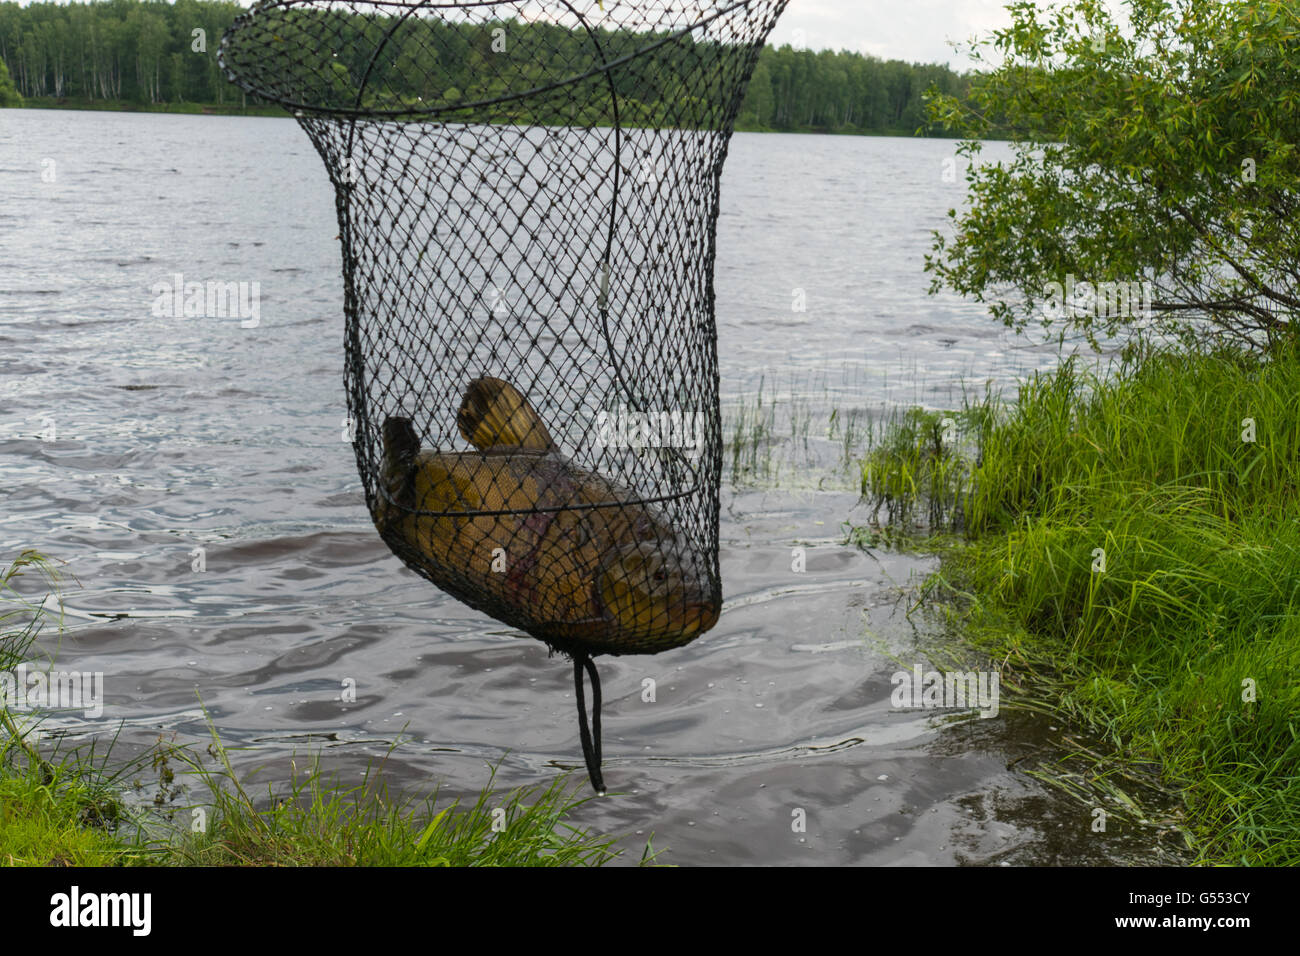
[{"x1": 377, "y1": 377, "x2": 718, "y2": 656}]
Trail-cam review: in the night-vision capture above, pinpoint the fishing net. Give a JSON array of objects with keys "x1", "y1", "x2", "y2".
[{"x1": 219, "y1": 0, "x2": 787, "y2": 790}]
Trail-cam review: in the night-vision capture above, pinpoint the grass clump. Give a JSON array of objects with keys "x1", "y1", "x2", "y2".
[
  {"x1": 858, "y1": 342, "x2": 1300, "y2": 865},
  {"x1": 858, "y1": 404, "x2": 994, "y2": 535},
  {"x1": 0, "y1": 752, "x2": 139, "y2": 866}
]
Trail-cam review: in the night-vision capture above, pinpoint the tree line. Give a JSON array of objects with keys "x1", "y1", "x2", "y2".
[
  {"x1": 738, "y1": 45, "x2": 969, "y2": 134},
  {"x1": 0, "y1": 1, "x2": 245, "y2": 105},
  {"x1": 0, "y1": 0, "x2": 970, "y2": 134}
]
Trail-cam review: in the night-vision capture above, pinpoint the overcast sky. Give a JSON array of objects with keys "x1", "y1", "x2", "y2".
[
  {"x1": 764, "y1": 0, "x2": 1016, "y2": 67},
  {"x1": 13, "y1": 0, "x2": 1040, "y2": 68}
]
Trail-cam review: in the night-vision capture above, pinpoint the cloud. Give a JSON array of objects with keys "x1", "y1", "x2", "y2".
[{"x1": 765, "y1": 0, "x2": 1016, "y2": 67}]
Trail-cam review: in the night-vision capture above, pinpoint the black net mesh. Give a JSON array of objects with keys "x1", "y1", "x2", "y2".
[{"x1": 219, "y1": 0, "x2": 787, "y2": 787}]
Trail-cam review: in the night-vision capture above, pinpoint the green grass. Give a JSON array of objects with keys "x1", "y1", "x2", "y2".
[
  {"x1": 0, "y1": 746, "x2": 138, "y2": 866},
  {"x1": 857, "y1": 341, "x2": 1300, "y2": 865},
  {"x1": 160, "y1": 733, "x2": 629, "y2": 866},
  {"x1": 0, "y1": 550, "x2": 637, "y2": 867}
]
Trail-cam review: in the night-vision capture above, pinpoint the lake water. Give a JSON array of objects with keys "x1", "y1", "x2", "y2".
[{"x1": 0, "y1": 109, "x2": 1182, "y2": 865}]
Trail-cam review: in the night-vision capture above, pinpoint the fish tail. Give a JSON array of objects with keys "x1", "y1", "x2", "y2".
[{"x1": 458, "y1": 377, "x2": 555, "y2": 451}]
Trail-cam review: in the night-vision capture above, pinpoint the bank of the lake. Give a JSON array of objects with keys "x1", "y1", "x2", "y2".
[
  {"x1": 861, "y1": 342, "x2": 1300, "y2": 866},
  {"x1": 12, "y1": 96, "x2": 287, "y2": 117},
  {"x1": 0, "y1": 745, "x2": 628, "y2": 865},
  {"x1": 0, "y1": 708, "x2": 629, "y2": 866},
  {"x1": 10, "y1": 96, "x2": 956, "y2": 139},
  {"x1": 0, "y1": 552, "x2": 625, "y2": 867}
]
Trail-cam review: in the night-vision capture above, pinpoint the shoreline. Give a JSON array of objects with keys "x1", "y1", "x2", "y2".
[
  {"x1": 4, "y1": 98, "x2": 966, "y2": 138},
  {"x1": 856, "y1": 342, "x2": 1300, "y2": 866}
]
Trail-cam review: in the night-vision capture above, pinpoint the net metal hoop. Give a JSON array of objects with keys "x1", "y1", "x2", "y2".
[{"x1": 218, "y1": 0, "x2": 760, "y2": 120}]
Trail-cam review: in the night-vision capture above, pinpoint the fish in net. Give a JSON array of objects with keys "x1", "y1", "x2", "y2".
[{"x1": 219, "y1": 0, "x2": 789, "y2": 791}]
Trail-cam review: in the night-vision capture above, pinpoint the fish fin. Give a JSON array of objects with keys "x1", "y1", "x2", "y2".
[
  {"x1": 380, "y1": 418, "x2": 481, "y2": 515},
  {"x1": 457, "y1": 377, "x2": 555, "y2": 452},
  {"x1": 382, "y1": 416, "x2": 420, "y2": 464},
  {"x1": 380, "y1": 416, "x2": 419, "y2": 519}
]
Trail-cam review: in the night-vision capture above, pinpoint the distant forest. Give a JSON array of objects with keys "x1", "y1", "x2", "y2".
[{"x1": 0, "y1": 0, "x2": 971, "y2": 135}]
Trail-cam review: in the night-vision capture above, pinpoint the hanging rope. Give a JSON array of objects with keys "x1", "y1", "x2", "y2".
[{"x1": 573, "y1": 653, "x2": 605, "y2": 794}]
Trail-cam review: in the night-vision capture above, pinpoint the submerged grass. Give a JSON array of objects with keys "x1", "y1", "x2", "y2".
[
  {"x1": 0, "y1": 551, "x2": 634, "y2": 867},
  {"x1": 858, "y1": 342, "x2": 1300, "y2": 865},
  {"x1": 721, "y1": 370, "x2": 962, "y2": 492}
]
